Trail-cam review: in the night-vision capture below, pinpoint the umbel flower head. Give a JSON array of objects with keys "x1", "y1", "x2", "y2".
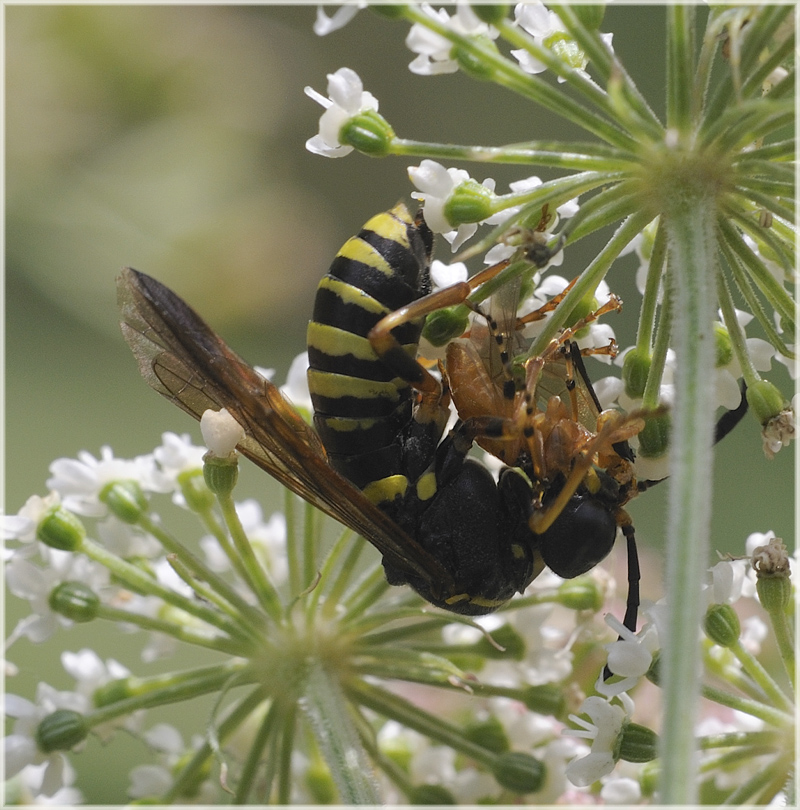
[
  {"x1": 305, "y1": 6, "x2": 794, "y2": 803},
  {"x1": 5, "y1": 4, "x2": 794, "y2": 806},
  {"x1": 4, "y1": 413, "x2": 793, "y2": 803}
]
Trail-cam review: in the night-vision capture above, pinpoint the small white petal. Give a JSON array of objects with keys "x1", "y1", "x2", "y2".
[
  {"x1": 601, "y1": 776, "x2": 641, "y2": 804},
  {"x1": 746, "y1": 337, "x2": 776, "y2": 371},
  {"x1": 129, "y1": 764, "x2": 173, "y2": 798},
  {"x1": 313, "y1": 4, "x2": 363, "y2": 36},
  {"x1": 4, "y1": 734, "x2": 39, "y2": 777},
  {"x1": 200, "y1": 409, "x2": 245, "y2": 457},
  {"x1": 430, "y1": 260, "x2": 468, "y2": 290},
  {"x1": 605, "y1": 639, "x2": 652, "y2": 677},
  {"x1": 566, "y1": 750, "x2": 615, "y2": 787},
  {"x1": 280, "y1": 352, "x2": 312, "y2": 412}
]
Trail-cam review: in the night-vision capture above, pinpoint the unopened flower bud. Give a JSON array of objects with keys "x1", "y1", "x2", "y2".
[
  {"x1": 637, "y1": 412, "x2": 671, "y2": 458},
  {"x1": 36, "y1": 709, "x2": 88, "y2": 752},
  {"x1": 558, "y1": 576, "x2": 604, "y2": 612},
  {"x1": 521, "y1": 684, "x2": 566, "y2": 717},
  {"x1": 618, "y1": 722, "x2": 658, "y2": 763},
  {"x1": 639, "y1": 760, "x2": 659, "y2": 797},
  {"x1": 36, "y1": 507, "x2": 86, "y2": 551},
  {"x1": 713, "y1": 323, "x2": 733, "y2": 367},
  {"x1": 408, "y1": 784, "x2": 456, "y2": 805},
  {"x1": 443, "y1": 179, "x2": 494, "y2": 226},
  {"x1": 177, "y1": 469, "x2": 215, "y2": 513},
  {"x1": 704, "y1": 604, "x2": 741, "y2": 647},
  {"x1": 465, "y1": 716, "x2": 510, "y2": 753},
  {"x1": 746, "y1": 380, "x2": 786, "y2": 425},
  {"x1": 369, "y1": 4, "x2": 406, "y2": 19},
  {"x1": 339, "y1": 109, "x2": 395, "y2": 155},
  {"x1": 756, "y1": 575, "x2": 793, "y2": 614},
  {"x1": 472, "y1": 5, "x2": 509, "y2": 25},
  {"x1": 493, "y1": 751, "x2": 546, "y2": 794},
  {"x1": 565, "y1": 293, "x2": 598, "y2": 334},
  {"x1": 453, "y1": 37, "x2": 501, "y2": 81},
  {"x1": 100, "y1": 480, "x2": 148, "y2": 523},
  {"x1": 203, "y1": 453, "x2": 239, "y2": 496},
  {"x1": 645, "y1": 652, "x2": 661, "y2": 686},
  {"x1": 93, "y1": 677, "x2": 136, "y2": 708},
  {"x1": 422, "y1": 306, "x2": 470, "y2": 347},
  {"x1": 572, "y1": 5, "x2": 606, "y2": 30},
  {"x1": 622, "y1": 348, "x2": 651, "y2": 399},
  {"x1": 49, "y1": 582, "x2": 100, "y2": 622}
]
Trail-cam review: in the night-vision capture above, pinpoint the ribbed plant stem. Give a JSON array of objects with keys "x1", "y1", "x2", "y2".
[{"x1": 658, "y1": 199, "x2": 719, "y2": 804}]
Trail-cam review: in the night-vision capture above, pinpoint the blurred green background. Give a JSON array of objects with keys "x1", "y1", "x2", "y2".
[{"x1": 6, "y1": 5, "x2": 794, "y2": 802}]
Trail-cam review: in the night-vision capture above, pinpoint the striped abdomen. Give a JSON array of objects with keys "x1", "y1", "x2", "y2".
[{"x1": 307, "y1": 204, "x2": 433, "y2": 493}]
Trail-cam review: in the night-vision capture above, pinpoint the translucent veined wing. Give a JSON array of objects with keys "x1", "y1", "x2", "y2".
[
  {"x1": 117, "y1": 267, "x2": 455, "y2": 595},
  {"x1": 537, "y1": 341, "x2": 604, "y2": 434}
]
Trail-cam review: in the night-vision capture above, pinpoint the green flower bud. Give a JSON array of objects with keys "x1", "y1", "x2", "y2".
[
  {"x1": 453, "y1": 37, "x2": 502, "y2": 80},
  {"x1": 177, "y1": 469, "x2": 214, "y2": 513},
  {"x1": 203, "y1": 453, "x2": 239, "y2": 495},
  {"x1": 408, "y1": 784, "x2": 456, "y2": 805},
  {"x1": 422, "y1": 306, "x2": 470, "y2": 347},
  {"x1": 558, "y1": 576, "x2": 604, "y2": 612},
  {"x1": 639, "y1": 760, "x2": 659, "y2": 797},
  {"x1": 618, "y1": 722, "x2": 658, "y2": 763},
  {"x1": 471, "y1": 623, "x2": 526, "y2": 660},
  {"x1": 443, "y1": 179, "x2": 495, "y2": 225},
  {"x1": 369, "y1": 4, "x2": 406, "y2": 20},
  {"x1": 622, "y1": 348, "x2": 652, "y2": 399},
  {"x1": 49, "y1": 582, "x2": 100, "y2": 622},
  {"x1": 713, "y1": 323, "x2": 733, "y2": 368},
  {"x1": 637, "y1": 412, "x2": 671, "y2": 458},
  {"x1": 746, "y1": 380, "x2": 786, "y2": 425},
  {"x1": 703, "y1": 604, "x2": 741, "y2": 647},
  {"x1": 757, "y1": 575, "x2": 792, "y2": 613},
  {"x1": 572, "y1": 5, "x2": 606, "y2": 30},
  {"x1": 471, "y1": 5, "x2": 510, "y2": 25},
  {"x1": 93, "y1": 677, "x2": 135, "y2": 708},
  {"x1": 521, "y1": 684, "x2": 566, "y2": 718},
  {"x1": 565, "y1": 293, "x2": 598, "y2": 336},
  {"x1": 493, "y1": 751, "x2": 545, "y2": 794},
  {"x1": 464, "y1": 715, "x2": 510, "y2": 754},
  {"x1": 36, "y1": 709, "x2": 88, "y2": 753},
  {"x1": 100, "y1": 480, "x2": 148, "y2": 524},
  {"x1": 645, "y1": 651, "x2": 661, "y2": 686},
  {"x1": 36, "y1": 507, "x2": 86, "y2": 551},
  {"x1": 339, "y1": 110, "x2": 395, "y2": 156},
  {"x1": 172, "y1": 750, "x2": 212, "y2": 799}
]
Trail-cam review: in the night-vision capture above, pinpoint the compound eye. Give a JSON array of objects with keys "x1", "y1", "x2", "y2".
[{"x1": 537, "y1": 494, "x2": 617, "y2": 579}]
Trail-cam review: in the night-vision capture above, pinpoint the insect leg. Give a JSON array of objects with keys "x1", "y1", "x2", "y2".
[
  {"x1": 603, "y1": 520, "x2": 641, "y2": 680},
  {"x1": 528, "y1": 409, "x2": 648, "y2": 535},
  {"x1": 620, "y1": 522, "x2": 640, "y2": 633},
  {"x1": 367, "y1": 259, "x2": 512, "y2": 397}
]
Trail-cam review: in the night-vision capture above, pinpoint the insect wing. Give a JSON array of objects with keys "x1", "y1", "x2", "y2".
[
  {"x1": 537, "y1": 342, "x2": 603, "y2": 433},
  {"x1": 117, "y1": 267, "x2": 453, "y2": 592}
]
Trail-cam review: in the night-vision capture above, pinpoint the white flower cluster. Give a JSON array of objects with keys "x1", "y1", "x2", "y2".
[{"x1": 3, "y1": 426, "x2": 289, "y2": 800}]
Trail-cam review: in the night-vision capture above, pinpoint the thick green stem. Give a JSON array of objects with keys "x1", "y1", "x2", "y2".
[
  {"x1": 301, "y1": 662, "x2": 380, "y2": 804},
  {"x1": 658, "y1": 200, "x2": 719, "y2": 804}
]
